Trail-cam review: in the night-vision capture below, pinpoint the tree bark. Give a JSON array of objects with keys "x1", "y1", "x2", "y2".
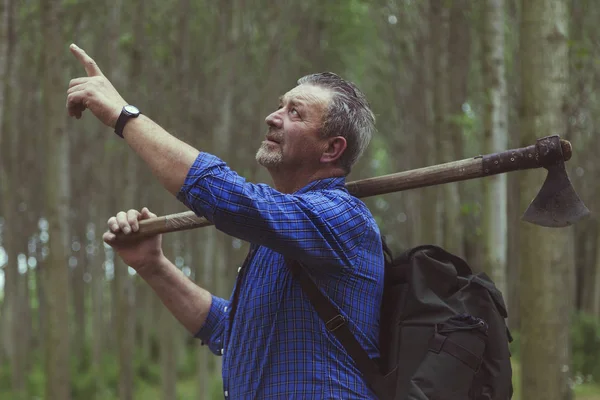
[
  {"x1": 115, "y1": 1, "x2": 145, "y2": 397},
  {"x1": 428, "y1": 0, "x2": 449, "y2": 248},
  {"x1": 568, "y1": 0, "x2": 599, "y2": 318},
  {"x1": 519, "y1": 1, "x2": 573, "y2": 399},
  {"x1": 70, "y1": 213, "x2": 87, "y2": 364},
  {"x1": 0, "y1": 0, "x2": 26, "y2": 393},
  {"x1": 40, "y1": 0, "x2": 71, "y2": 398},
  {"x1": 160, "y1": 237, "x2": 179, "y2": 400},
  {"x1": 445, "y1": 0, "x2": 471, "y2": 257},
  {"x1": 197, "y1": 228, "x2": 216, "y2": 399},
  {"x1": 594, "y1": 227, "x2": 600, "y2": 317},
  {"x1": 482, "y1": 0, "x2": 509, "y2": 304},
  {"x1": 506, "y1": 0, "x2": 522, "y2": 330}
]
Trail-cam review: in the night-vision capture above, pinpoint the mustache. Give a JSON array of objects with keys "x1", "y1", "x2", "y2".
[{"x1": 266, "y1": 128, "x2": 284, "y2": 143}]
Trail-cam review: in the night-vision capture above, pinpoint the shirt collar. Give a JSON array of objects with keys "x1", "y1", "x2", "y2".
[{"x1": 293, "y1": 176, "x2": 347, "y2": 195}]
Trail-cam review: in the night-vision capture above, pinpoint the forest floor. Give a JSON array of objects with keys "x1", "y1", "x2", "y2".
[
  {"x1": 511, "y1": 361, "x2": 600, "y2": 400},
  {"x1": 2, "y1": 361, "x2": 600, "y2": 399},
  {"x1": 131, "y1": 363, "x2": 600, "y2": 400}
]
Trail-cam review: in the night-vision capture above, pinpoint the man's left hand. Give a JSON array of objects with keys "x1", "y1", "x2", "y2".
[{"x1": 66, "y1": 44, "x2": 127, "y2": 128}]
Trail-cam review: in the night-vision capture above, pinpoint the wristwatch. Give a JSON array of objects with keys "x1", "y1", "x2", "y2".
[{"x1": 114, "y1": 105, "x2": 141, "y2": 138}]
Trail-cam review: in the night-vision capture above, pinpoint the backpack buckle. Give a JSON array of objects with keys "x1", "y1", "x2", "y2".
[{"x1": 326, "y1": 315, "x2": 346, "y2": 332}]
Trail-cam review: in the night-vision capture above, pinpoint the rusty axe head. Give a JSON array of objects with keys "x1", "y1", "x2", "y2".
[{"x1": 521, "y1": 136, "x2": 590, "y2": 227}]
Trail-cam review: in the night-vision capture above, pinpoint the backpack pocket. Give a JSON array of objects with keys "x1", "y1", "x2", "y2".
[{"x1": 408, "y1": 315, "x2": 487, "y2": 400}]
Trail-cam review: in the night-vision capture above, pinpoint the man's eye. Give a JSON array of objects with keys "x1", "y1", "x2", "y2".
[{"x1": 290, "y1": 108, "x2": 299, "y2": 116}]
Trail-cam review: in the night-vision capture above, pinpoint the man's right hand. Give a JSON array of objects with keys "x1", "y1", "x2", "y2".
[
  {"x1": 67, "y1": 44, "x2": 127, "y2": 128},
  {"x1": 102, "y1": 207, "x2": 164, "y2": 273}
]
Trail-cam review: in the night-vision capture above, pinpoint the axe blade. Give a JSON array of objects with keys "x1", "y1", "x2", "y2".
[{"x1": 522, "y1": 162, "x2": 590, "y2": 227}]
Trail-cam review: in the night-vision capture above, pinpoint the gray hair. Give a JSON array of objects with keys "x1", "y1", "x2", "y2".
[{"x1": 297, "y1": 72, "x2": 375, "y2": 174}]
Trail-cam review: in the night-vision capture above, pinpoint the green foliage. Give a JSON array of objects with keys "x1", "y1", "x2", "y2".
[
  {"x1": 135, "y1": 355, "x2": 162, "y2": 385},
  {"x1": 0, "y1": 343, "x2": 224, "y2": 400},
  {"x1": 0, "y1": 365, "x2": 12, "y2": 393},
  {"x1": 508, "y1": 330, "x2": 521, "y2": 360},
  {"x1": 118, "y1": 32, "x2": 134, "y2": 51},
  {"x1": 571, "y1": 311, "x2": 600, "y2": 383},
  {"x1": 509, "y1": 313, "x2": 600, "y2": 386},
  {"x1": 447, "y1": 108, "x2": 477, "y2": 139},
  {"x1": 369, "y1": 135, "x2": 393, "y2": 176}
]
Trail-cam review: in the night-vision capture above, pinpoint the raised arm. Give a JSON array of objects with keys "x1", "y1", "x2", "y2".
[
  {"x1": 66, "y1": 44, "x2": 199, "y2": 195},
  {"x1": 177, "y1": 153, "x2": 376, "y2": 268}
]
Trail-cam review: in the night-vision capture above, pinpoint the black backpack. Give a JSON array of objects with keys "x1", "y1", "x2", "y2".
[{"x1": 288, "y1": 243, "x2": 514, "y2": 400}]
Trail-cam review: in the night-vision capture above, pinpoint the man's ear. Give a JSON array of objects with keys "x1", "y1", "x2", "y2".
[{"x1": 320, "y1": 136, "x2": 347, "y2": 164}]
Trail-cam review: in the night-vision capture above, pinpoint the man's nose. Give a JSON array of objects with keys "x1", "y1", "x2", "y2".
[{"x1": 265, "y1": 110, "x2": 283, "y2": 129}]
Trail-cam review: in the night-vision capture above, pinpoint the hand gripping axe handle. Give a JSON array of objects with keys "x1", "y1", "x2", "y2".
[{"x1": 116, "y1": 135, "x2": 590, "y2": 242}]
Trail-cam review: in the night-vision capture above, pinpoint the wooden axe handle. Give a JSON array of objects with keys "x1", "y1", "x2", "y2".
[
  {"x1": 347, "y1": 137, "x2": 571, "y2": 197},
  {"x1": 121, "y1": 136, "x2": 572, "y2": 240}
]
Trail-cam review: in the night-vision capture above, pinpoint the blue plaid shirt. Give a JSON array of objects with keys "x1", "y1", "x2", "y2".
[{"x1": 177, "y1": 152, "x2": 385, "y2": 399}]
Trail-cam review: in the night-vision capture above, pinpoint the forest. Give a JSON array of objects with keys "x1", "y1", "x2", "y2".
[{"x1": 1, "y1": 0, "x2": 600, "y2": 399}]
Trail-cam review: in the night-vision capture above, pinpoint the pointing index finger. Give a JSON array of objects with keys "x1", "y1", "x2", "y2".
[{"x1": 69, "y1": 43, "x2": 104, "y2": 77}]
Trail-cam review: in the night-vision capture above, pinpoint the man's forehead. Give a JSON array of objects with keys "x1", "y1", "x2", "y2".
[{"x1": 280, "y1": 84, "x2": 333, "y2": 107}]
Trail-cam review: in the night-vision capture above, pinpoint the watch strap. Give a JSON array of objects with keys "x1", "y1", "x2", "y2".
[{"x1": 114, "y1": 106, "x2": 140, "y2": 138}]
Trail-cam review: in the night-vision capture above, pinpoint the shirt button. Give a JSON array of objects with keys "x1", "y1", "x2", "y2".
[
  {"x1": 237, "y1": 266, "x2": 242, "y2": 273},
  {"x1": 221, "y1": 348, "x2": 225, "y2": 355},
  {"x1": 224, "y1": 390, "x2": 229, "y2": 397},
  {"x1": 224, "y1": 306, "x2": 228, "y2": 312}
]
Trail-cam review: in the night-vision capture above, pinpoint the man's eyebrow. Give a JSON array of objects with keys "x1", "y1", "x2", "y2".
[{"x1": 279, "y1": 95, "x2": 306, "y2": 107}]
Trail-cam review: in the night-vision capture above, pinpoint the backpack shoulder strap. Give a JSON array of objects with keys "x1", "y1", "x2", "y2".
[{"x1": 287, "y1": 259, "x2": 390, "y2": 399}]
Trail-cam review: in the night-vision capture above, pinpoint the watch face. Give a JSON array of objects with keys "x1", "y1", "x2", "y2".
[{"x1": 124, "y1": 105, "x2": 140, "y2": 115}]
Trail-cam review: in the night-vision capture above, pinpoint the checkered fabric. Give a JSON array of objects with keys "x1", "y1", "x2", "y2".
[{"x1": 177, "y1": 152, "x2": 385, "y2": 399}]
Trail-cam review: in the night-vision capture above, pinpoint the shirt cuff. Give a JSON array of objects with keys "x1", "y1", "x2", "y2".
[{"x1": 195, "y1": 295, "x2": 229, "y2": 342}]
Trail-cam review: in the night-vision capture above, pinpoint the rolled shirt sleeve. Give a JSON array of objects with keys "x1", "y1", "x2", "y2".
[
  {"x1": 195, "y1": 295, "x2": 230, "y2": 356},
  {"x1": 176, "y1": 152, "x2": 367, "y2": 268}
]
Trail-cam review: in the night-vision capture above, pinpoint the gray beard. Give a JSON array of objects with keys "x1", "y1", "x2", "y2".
[{"x1": 255, "y1": 142, "x2": 283, "y2": 167}]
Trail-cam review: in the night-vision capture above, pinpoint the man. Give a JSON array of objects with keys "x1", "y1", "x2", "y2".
[{"x1": 67, "y1": 43, "x2": 385, "y2": 399}]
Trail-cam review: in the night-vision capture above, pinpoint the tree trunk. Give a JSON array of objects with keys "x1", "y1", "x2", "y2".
[
  {"x1": 115, "y1": 1, "x2": 145, "y2": 397},
  {"x1": 198, "y1": 227, "x2": 216, "y2": 399},
  {"x1": 115, "y1": 259, "x2": 135, "y2": 400},
  {"x1": 2, "y1": 217, "x2": 26, "y2": 395},
  {"x1": 505, "y1": 0, "x2": 522, "y2": 329},
  {"x1": 482, "y1": 0, "x2": 509, "y2": 303},
  {"x1": 159, "y1": 234, "x2": 179, "y2": 400},
  {"x1": 446, "y1": 0, "x2": 471, "y2": 257},
  {"x1": 0, "y1": 0, "x2": 9, "y2": 365},
  {"x1": 0, "y1": 0, "x2": 25, "y2": 393},
  {"x1": 428, "y1": 0, "x2": 449, "y2": 247},
  {"x1": 160, "y1": 303, "x2": 178, "y2": 400},
  {"x1": 90, "y1": 221, "x2": 106, "y2": 392},
  {"x1": 40, "y1": 0, "x2": 71, "y2": 398},
  {"x1": 594, "y1": 230, "x2": 600, "y2": 317},
  {"x1": 568, "y1": 0, "x2": 598, "y2": 318},
  {"x1": 413, "y1": 1, "x2": 435, "y2": 247},
  {"x1": 519, "y1": 1, "x2": 573, "y2": 399},
  {"x1": 71, "y1": 215, "x2": 87, "y2": 364},
  {"x1": 0, "y1": 0, "x2": 12, "y2": 149}
]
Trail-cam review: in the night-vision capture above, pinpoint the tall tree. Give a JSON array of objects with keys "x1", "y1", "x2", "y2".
[
  {"x1": 482, "y1": 0, "x2": 509, "y2": 303},
  {"x1": 197, "y1": 228, "x2": 216, "y2": 399},
  {"x1": 519, "y1": 1, "x2": 573, "y2": 399},
  {"x1": 114, "y1": 0, "x2": 145, "y2": 397},
  {"x1": 421, "y1": 0, "x2": 447, "y2": 247},
  {"x1": 446, "y1": 0, "x2": 471, "y2": 257},
  {"x1": 505, "y1": 0, "x2": 523, "y2": 329},
  {"x1": 0, "y1": 0, "x2": 27, "y2": 394},
  {"x1": 40, "y1": 0, "x2": 71, "y2": 398}
]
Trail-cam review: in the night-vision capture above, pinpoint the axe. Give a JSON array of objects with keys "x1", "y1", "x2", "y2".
[{"x1": 115, "y1": 135, "x2": 590, "y2": 241}]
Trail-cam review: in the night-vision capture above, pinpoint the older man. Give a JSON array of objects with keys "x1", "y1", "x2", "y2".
[{"x1": 67, "y1": 43, "x2": 385, "y2": 399}]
